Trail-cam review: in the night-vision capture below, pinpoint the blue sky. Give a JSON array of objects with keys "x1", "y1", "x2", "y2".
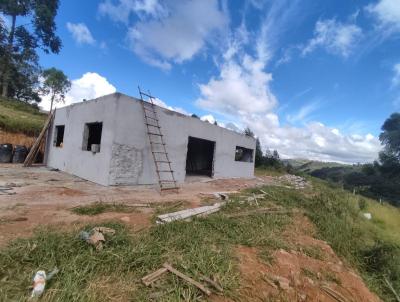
[{"x1": 33, "y1": 0, "x2": 400, "y2": 163}]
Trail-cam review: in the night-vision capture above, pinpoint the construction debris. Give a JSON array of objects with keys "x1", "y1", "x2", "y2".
[
  {"x1": 200, "y1": 275, "x2": 223, "y2": 293},
  {"x1": 278, "y1": 174, "x2": 310, "y2": 189},
  {"x1": 0, "y1": 186, "x2": 15, "y2": 195},
  {"x1": 142, "y1": 267, "x2": 168, "y2": 286},
  {"x1": 213, "y1": 192, "x2": 230, "y2": 200},
  {"x1": 320, "y1": 285, "x2": 349, "y2": 302},
  {"x1": 79, "y1": 226, "x2": 115, "y2": 250},
  {"x1": 163, "y1": 263, "x2": 212, "y2": 296},
  {"x1": 142, "y1": 263, "x2": 216, "y2": 296},
  {"x1": 156, "y1": 203, "x2": 224, "y2": 224},
  {"x1": 24, "y1": 112, "x2": 54, "y2": 167},
  {"x1": 384, "y1": 276, "x2": 400, "y2": 302}
]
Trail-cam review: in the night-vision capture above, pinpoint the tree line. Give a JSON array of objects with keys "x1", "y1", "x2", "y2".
[
  {"x1": 309, "y1": 114, "x2": 400, "y2": 206},
  {"x1": 244, "y1": 127, "x2": 288, "y2": 171},
  {"x1": 0, "y1": 0, "x2": 70, "y2": 111}
]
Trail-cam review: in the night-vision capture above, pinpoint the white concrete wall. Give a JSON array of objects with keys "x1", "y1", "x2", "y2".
[
  {"x1": 46, "y1": 95, "x2": 117, "y2": 185},
  {"x1": 113, "y1": 94, "x2": 256, "y2": 184},
  {"x1": 46, "y1": 93, "x2": 256, "y2": 186}
]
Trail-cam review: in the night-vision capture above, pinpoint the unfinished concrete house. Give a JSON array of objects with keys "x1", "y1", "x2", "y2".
[{"x1": 45, "y1": 92, "x2": 256, "y2": 190}]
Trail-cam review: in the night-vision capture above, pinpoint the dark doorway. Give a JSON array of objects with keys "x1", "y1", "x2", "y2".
[{"x1": 185, "y1": 136, "x2": 215, "y2": 177}]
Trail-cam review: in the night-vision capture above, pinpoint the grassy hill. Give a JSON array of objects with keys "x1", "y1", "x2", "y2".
[
  {"x1": 0, "y1": 97, "x2": 46, "y2": 136},
  {"x1": 283, "y1": 158, "x2": 350, "y2": 173}
]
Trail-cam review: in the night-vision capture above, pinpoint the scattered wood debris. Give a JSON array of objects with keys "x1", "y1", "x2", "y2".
[
  {"x1": 200, "y1": 275, "x2": 223, "y2": 293},
  {"x1": 163, "y1": 263, "x2": 212, "y2": 296},
  {"x1": 142, "y1": 267, "x2": 168, "y2": 286},
  {"x1": 142, "y1": 263, "x2": 215, "y2": 296},
  {"x1": 320, "y1": 285, "x2": 350, "y2": 302},
  {"x1": 384, "y1": 276, "x2": 400, "y2": 302},
  {"x1": 156, "y1": 203, "x2": 224, "y2": 224}
]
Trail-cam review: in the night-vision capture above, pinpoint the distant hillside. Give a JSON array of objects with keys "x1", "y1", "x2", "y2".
[
  {"x1": 283, "y1": 158, "x2": 350, "y2": 173},
  {"x1": 0, "y1": 97, "x2": 46, "y2": 136}
]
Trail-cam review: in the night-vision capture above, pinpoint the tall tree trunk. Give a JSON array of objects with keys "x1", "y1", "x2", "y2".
[
  {"x1": 2, "y1": 14, "x2": 17, "y2": 98},
  {"x1": 50, "y1": 93, "x2": 55, "y2": 112}
]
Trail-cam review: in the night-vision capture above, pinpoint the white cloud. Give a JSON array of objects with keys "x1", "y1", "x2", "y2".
[
  {"x1": 286, "y1": 101, "x2": 320, "y2": 124},
  {"x1": 66, "y1": 22, "x2": 96, "y2": 45},
  {"x1": 40, "y1": 72, "x2": 116, "y2": 111},
  {"x1": 201, "y1": 114, "x2": 216, "y2": 124},
  {"x1": 302, "y1": 19, "x2": 362, "y2": 57},
  {"x1": 194, "y1": 8, "x2": 380, "y2": 163},
  {"x1": 126, "y1": 0, "x2": 227, "y2": 69},
  {"x1": 366, "y1": 0, "x2": 400, "y2": 32},
  {"x1": 99, "y1": 0, "x2": 165, "y2": 24},
  {"x1": 196, "y1": 55, "x2": 277, "y2": 117},
  {"x1": 392, "y1": 63, "x2": 400, "y2": 87}
]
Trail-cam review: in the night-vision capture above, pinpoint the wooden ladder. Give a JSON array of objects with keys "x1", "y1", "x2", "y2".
[{"x1": 139, "y1": 88, "x2": 178, "y2": 192}]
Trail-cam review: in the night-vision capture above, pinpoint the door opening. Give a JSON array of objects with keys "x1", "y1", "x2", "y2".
[{"x1": 185, "y1": 136, "x2": 215, "y2": 177}]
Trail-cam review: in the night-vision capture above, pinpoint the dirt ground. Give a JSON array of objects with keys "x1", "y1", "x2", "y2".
[
  {"x1": 0, "y1": 164, "x2": 381, "y2": 301},
  {"x1": 0, "y1": 164, "x2": 273, "y2": 246},
  {"x1": 217, "y1": 214, "x2": 382, "y2": 302}
]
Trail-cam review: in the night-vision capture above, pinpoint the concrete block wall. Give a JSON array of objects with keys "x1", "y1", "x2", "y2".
[{"x1": 46, "y1": 93, "x2": 256, "y2": 186}]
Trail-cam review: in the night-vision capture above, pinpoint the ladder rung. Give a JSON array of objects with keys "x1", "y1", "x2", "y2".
[
  {"x1": 143, "y1": 107, "x2": 155, "y2": 112},
  {"x1": 146, "y1": 123, "x2": 160, "y2": 128},
  {"x1": 161, "y1": 187, "x2": 179, "y2": 191},
  {"x1": 153, "y1": 151, "x2": 167, "y2": 154},
  {"x1": 157, "y1": 170, "x2": 174, "y2": 172},
  {"x1": 156, "y1": 160, "x2": 171, "y2": 163},
  {"x1": 150, "y1": 142, "x2": 165, "y2": 145},
  {"x1": 145, "y1": 115, "x2": 158, "y2": 121},
  {"x1": 160, "y1": 180, "x2": 176, "y2": 183},
  {"x1": 148, "y1": 132, "x2": 163, "y2": 136}
]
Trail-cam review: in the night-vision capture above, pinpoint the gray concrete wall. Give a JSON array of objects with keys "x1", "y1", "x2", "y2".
[
  {"x1": 46, "y1": 93, "x2": 256, "y2": 186},
  {"x1": 46, "y1": 95, "x2": 117, "y2": 185}
]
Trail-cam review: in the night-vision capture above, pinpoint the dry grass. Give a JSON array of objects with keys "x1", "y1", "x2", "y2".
[{"x1": 0, "y1": 129, "x2": 36, "y2": 147}]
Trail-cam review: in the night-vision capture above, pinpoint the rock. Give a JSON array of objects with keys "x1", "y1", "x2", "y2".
[
  {"x1": 363, "y1": 212, "x2": 372, "y2": 220},
  {"x1": 275, "y1": 276, "x2": 291, "y2": 291}
]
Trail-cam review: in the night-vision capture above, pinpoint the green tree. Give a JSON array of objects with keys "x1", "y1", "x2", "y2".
[
  {"x1": 244, "y1": 127, "x2": 255, "y2": 137},
  {"x1": 379, "y1": 113, "x2": 400, "y2": 160},
  {"x1": 0, "y1": 0, "x2": 61, "y2": 98},
  {"x1": 41, "y1": 67, "x2": 70, "y2": 112},
  {"x1": 255, "y1": 138, "x2": 263, "y2": 167}
]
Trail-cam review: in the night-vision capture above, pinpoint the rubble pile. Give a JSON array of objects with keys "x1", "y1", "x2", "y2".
[{"x1": 278, "y1": 174, "x2": 311, "y2": 189}]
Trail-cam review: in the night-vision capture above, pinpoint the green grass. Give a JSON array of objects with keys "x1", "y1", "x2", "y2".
[
  {"x1": 0, "y1": 97, "x2": 46, "y2": 135},
  {"x1": 254, "y1": 179, "x2": 400, "y2": 301},
  {"x1": 0, "y1": 200, "x2": 291, "y2": 301},
  {"x1": 71, "y1": 202, "x2": 141, "y2": 216},
  {"x1": 255, "y1": 166, "x2": 286, "y2": 177}
]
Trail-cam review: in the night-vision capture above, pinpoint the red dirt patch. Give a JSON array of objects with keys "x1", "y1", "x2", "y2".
[{"x1": 212, "y1": 214, "x2": 381, "y2": 302}]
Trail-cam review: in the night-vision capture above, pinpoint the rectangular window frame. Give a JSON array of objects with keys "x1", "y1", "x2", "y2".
[
  {"x1": 235, "y1": 146, "x2": 254, "y2": 163},
  {"x1": 82, "y1": 122, "x2": 103, "y2": 152},
  {"x1": 53, "y1": 125, "x2": 65, "y2": 147}
]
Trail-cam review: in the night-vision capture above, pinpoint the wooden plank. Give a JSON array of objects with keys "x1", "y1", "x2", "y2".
[
  {"x1": 163, "y1": 263, "x2": 211, "y2": 296},
  {"x1": 24, "y1": 112, "x2": 53, "y2": 167},
  {"x1": 201, "y1": 275, "x2": 223, "y2": 292},
  {"x1": 142, "y1": 267, "x2": 168, "y2": 286},
  {"x1": 384, "y1": 276, "x2": 400, "y2": 302},
  {"x1": 156, "y1": 203, "x2": 223, "y2": 224}
]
